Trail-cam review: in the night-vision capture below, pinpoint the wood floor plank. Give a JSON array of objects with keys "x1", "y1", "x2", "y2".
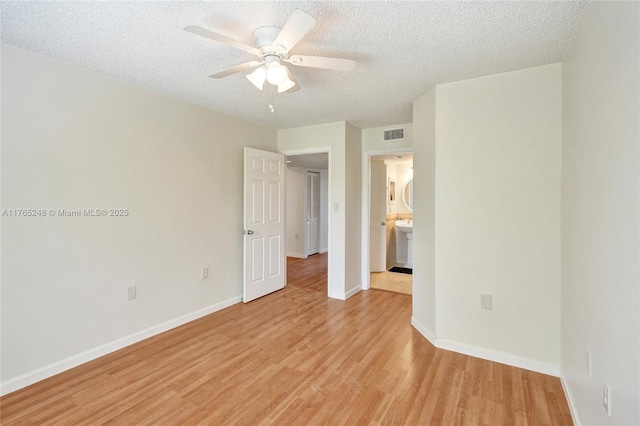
[{"x1": 0, "y1": 253, "x2": 572, "y2": 425}]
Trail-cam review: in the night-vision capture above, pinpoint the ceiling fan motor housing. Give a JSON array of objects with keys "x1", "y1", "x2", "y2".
[{"x1": 252, "y1": 26, "x2": 286, "y2": 57}]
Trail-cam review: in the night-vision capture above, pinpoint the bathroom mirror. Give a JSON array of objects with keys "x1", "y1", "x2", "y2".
[{"x1": 402, "y1": 179, "x2": 413, "y2": 211}]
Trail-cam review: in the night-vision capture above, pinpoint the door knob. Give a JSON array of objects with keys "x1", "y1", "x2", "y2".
[
  {"x1": 245, "y1": 230, "x2": 254, "y2": 235},
  {"x1": 381, "y1": 222, "x2": 386, "y2": 226}
]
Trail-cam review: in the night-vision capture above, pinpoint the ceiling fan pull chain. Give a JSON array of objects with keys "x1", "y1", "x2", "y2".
[{"x1": 269, "y1": 85, "x2": 275, "y2": 114}]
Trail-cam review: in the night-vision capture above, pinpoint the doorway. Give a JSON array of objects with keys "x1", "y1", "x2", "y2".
[
  {"x1": 282, "y1": 149, "x2": 331, "y2": 293},
  {"x1": 362, "y1": 149, "x2": 414, "y2": 295}
]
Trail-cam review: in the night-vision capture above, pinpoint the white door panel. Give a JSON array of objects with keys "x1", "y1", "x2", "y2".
[
  {"x1": 305, "y1": 171, "x2": 320, "y2": 256},
  {"x1": 244, "y1": 147, "x2": 286, "y2": 302},
  {"x1": 370, "y1": 162, "x2": 387, "y2": 272}
]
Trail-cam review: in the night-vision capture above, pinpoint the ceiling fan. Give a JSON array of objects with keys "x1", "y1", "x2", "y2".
[{"x1": 185, "y1": 9, "x2": 356, "y2": 94}]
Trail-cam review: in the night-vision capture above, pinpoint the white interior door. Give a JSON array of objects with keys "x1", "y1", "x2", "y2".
[
  {"x1": 243, "y1": 147, "x2": 286, "y2": 303},
  {"x1": 370, "y1": 161, "x2": 387, "y2": 272},
  {"x1": 305, "y1": 171, "x2": 320, "y2": 256}
]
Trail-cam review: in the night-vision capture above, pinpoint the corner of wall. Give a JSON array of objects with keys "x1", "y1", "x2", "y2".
[
  {"x1": 411, "y1": 316, "x2": 436, "y2": 346},
  {"x1": 559, "y1": 368, "x2": 583, "y2": 426}
]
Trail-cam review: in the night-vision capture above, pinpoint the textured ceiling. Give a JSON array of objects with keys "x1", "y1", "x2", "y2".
[{"x1": 1, "y1": 1, "x2": 586, "y2": 130}]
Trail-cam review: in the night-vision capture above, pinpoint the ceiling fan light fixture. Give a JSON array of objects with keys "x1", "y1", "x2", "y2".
[
  {"x1": 277, "y1": 76, "x2": 296, "y2": 93},
  {"x1": 246, "y1": 66, "x2": 266, "y2": 90},
  {"x1": 266, "y1": 61, "x2": 287, "y2": 85},
  {"x1": 187, "y1": 9, "x2": 357, "y2": 98}
]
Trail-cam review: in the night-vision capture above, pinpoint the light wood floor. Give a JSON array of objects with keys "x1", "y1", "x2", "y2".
[
  {"x1": 370, "y1": 269, "x2": 413, "y2": 295},
  {"x1": 1, "y1": 253, "x2": 572, "y2": 425}
]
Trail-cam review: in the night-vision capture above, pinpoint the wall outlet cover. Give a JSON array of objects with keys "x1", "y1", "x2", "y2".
[
  {"x1": 126, "y1": 286, "x2": 137, "y2": 301},
  {"x1": 481, "y1": 294, "x2": 492, "y2": 310}
]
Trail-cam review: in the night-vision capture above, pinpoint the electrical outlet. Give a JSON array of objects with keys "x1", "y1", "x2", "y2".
[
  {"x1": 126, "y1": 286, "x2": 136, "y2": 301},
  {"x1": 295, "y1": 233, "x2": 299, "y2": 240},
  {"x1": 202, "y1": 267, "x2": 209, "y2": 279},
  {"x1": 481, "y1": 294, "x2": 492, "y2": 310},
  {"x1": 603, "y1": 382, "x2": 612, "y2": 416}
]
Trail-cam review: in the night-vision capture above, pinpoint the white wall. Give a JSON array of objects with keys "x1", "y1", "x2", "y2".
[
  {"x1": 435, "y1": 64, "x2": 562, "y2": 372},
  {"x1": 561, "y1": 2, "x2": 640, "y2": 424},
  {"x1": 1, "y1": 44, "x2": 277, "y2": 393},
  {"x1": 279, "y1": 122, "x2": 360, "y2": 299},
  {"x1": 344, "y1": 122, "x2": 362, "y2": 297},
  {"x1": 320, "y1": 169, "x2": 329, "y2": 253},
  {"x1": 381, "y1": 160, "x2": 413, "y2": 215},
  {"x1": 285, "y1": 167, "x2": 306, "y2": 258},
  {"x1": 411, "y1": 88, "x2": 436, "y2": 341},
  {"x1": 412, "y1": 65, "x2": 563, "y2": 372}
]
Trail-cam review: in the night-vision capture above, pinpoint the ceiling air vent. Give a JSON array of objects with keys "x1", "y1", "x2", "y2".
[{"x1": 383, "y1": 127, "x2": 405, "y2": 141}]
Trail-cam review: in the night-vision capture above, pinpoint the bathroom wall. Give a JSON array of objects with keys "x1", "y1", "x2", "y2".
[
  {"x1": 394, "y1": 163, "x2": 413, "y2": 214},
  {"x1": 383, "y1": 160, "x2": 413, "y2": 214}
]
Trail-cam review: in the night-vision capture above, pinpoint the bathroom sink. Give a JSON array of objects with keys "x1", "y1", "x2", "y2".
[{"x1": 395, "y1": 220, "x2": 413, "y2": 234}]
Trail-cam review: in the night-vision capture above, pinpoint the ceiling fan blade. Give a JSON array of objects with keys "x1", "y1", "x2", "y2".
[
  {"x1": 184, "y1": 25, "x2": 262, "y2": 57},
  {"x1": 209, "y1": 61, "x2": 263, "y2": 79},
  {"x1": 285, "y1": 55, "x2": 356, "y2": 72},
  {"x1": 273, "y1": 9, "x2": 316, "y2": 54}
]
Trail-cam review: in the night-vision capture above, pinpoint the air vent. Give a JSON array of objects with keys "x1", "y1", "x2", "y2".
[{"x1": 383, "y1": 127, "x2": 405, "y2": 141}]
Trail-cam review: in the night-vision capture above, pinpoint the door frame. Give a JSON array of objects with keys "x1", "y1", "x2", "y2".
[
  {"x1": 361, "y1": 147, "x2": 414, "y2": 290},
  {"x1": 280, "y1": 147, "x2": 332, "y2": 296}
]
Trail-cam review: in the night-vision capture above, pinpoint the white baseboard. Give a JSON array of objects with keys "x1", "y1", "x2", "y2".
[
  {"x1": 410, "y1": 316, "x2": 437, "y2": 346},
  {"x1": 0, "y1": 295, "x2": 242, "y2": 396},
  {"x1": 286, "y1": 252, "x2": 307, "y2": 259},
  {"x1": 320, "y1": 248, "x2": 328, "y2": 254},
  {"x1": 436, "y1": 339, "x2": 559, "y2": 377},
  {"x1": 329, "y1": 286, "x2": 362, "y2": 301},
  {"x1": 410, "y1": 317, "x2": 559, "y2": 377},
  {"x1": 559, "y1": 368, "x2": 582, "y2": 426},
  {"x1": 345, "y1": 286, "x2": 361, "y2": 299}
]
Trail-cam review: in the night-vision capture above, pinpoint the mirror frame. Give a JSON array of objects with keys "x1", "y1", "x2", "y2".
[{"x1": 402, "y1": 179, "x2": 413, "y2": 212}]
